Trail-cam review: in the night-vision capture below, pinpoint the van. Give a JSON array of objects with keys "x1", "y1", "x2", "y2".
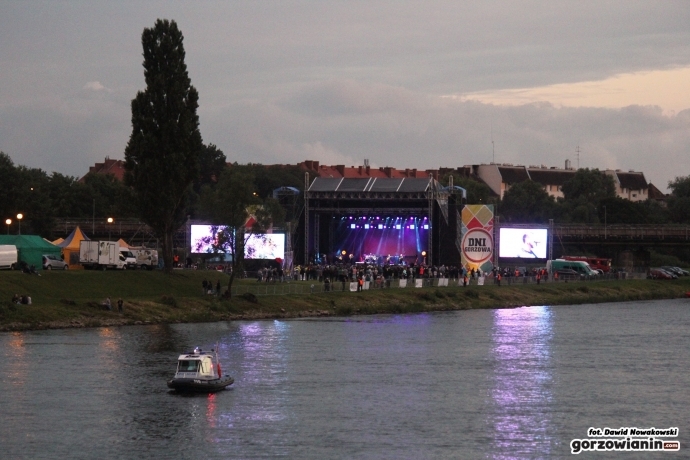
[
  {"x1": 546, "y1": 259, "x2": 598, "y2": 279},
  {"x1": 119, "y1": 248, "x2": 137, "y2": 269},
  {"x1": 0, "y1": 245, "x2": 18, "y2": 269}
]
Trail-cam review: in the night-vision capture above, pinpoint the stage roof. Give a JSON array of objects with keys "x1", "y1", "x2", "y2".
[{"x1": 308, "y1": 177, "x2": 433, "y2": 193}]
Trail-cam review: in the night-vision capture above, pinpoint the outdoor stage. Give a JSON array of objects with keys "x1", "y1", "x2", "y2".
[
  {"x1": 318, "y1": 215, "x2": 430, "y2": 266},
  {"x1": 300, "y1": 176, "x2": 463, "y2": 267}
]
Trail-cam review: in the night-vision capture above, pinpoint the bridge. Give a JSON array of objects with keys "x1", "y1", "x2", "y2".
[
  {"x1": 553, "y1": 224, "x2": 690, "y2": 244},
  {"x1": 55, "y1": 218, "x2": 690, "y2": 249}
]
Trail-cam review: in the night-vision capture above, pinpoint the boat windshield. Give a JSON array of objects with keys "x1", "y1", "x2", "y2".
[{"x1": 178, "y1": 360, "x2": 200, "y2": 373}]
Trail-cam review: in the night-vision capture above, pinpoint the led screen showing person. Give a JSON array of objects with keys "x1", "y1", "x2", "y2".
[{"x1": 498, "y1": 228, "x2": 547, "y2": 258}]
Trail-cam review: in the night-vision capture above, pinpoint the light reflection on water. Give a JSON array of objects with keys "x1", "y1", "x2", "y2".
[
  {"x1": 489, "y1": 306, "x2": 554, "y2": 458},
  {"x1": 1, "y1": 300, "x2": 689, "y2": 459}
]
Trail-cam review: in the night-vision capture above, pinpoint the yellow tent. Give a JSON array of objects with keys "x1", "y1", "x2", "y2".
[
  {"x1": 52, "y1": 237, "x2": 64, "y2": 245},
  {"x1": 116, "y1": 238, "x2": 130, "y2": 248},
  {"x1": 56, "y1": 226, "x2": 90, "y2": 269}
]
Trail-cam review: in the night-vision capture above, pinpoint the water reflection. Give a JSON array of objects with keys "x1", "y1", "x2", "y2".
[
  {"x1": 488, "y1": 306, "x2": 554, "y2": 458},
  {"x1": 6, "y1": 331, "x2": 27, "y2": 386}
]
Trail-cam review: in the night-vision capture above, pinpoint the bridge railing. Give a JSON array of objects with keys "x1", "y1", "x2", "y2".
[{"x1": 553, "y1": 224, "x2": 690, "y2": 240}]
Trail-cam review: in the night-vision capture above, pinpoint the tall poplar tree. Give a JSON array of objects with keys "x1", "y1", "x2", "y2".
[{"x1": 124, "y1": 19, "x2": 203, "y2": 273}]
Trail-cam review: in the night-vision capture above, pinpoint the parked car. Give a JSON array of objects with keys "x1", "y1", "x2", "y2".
[
  {"x1": 661, "y1": 266, "x2": 683, "y2": 277},
  {"x1": 648, "y1": 268, "x2": 673, "y2": 280},
  {"x1": 42, "y1": 254, "x2": 68, "y2": 270},
  {"x1": 672, "y1": 266, "x2": 689, "y2": 276}
]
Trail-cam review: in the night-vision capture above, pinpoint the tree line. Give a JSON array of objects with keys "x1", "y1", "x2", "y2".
[
  {"x1": 445, "y1": 169, "x2": 690, "y2": 225},
  {"x1": 5, "y1": 144, "x2": 688, "y2": 238}
]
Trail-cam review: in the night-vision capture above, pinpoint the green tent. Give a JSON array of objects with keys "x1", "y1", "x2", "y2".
[{"x1": 0, "y1": 235, "x2": 61, "y2": 270}]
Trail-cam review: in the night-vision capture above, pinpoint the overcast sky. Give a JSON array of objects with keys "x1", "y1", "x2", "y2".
[{"x1": 1, "y1": 1, "x2": 688, "y2": 191}]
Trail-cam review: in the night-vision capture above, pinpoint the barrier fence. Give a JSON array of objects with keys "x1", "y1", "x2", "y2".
[{"x1": 223, "y1": 271, "x2": 646, "y2": 297}]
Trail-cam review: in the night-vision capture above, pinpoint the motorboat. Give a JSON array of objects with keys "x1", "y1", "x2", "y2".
[{"x1": 167, "y1": 346, "x2": 234, "y2": 393}]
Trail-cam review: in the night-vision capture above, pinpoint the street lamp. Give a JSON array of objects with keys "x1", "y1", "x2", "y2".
[
  {"x1": 107, "y1": 217, "x2": 114, "y2": 241},
  {"x1": 5, "y1": 219, "x2": 10, "y2": 235},
  {"x1": 16, "y1": 213, "x2": 23, "y2": 235}
]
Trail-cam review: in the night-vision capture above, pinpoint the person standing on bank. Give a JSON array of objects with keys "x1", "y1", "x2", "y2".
[{"x1": 117, "y1": 298, "x2": 124, "y2": 313}]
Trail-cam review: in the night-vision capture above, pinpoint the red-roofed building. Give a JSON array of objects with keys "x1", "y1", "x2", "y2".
[
  {"x1": 299, "y1": 160, "x2": 438, "y2": 179},
  {"x1": 80, "y1": 156, "x2": 126, "y2": 182},
  {"x1": 81, "y1": 157, "x2": 655, "y2": 204}
]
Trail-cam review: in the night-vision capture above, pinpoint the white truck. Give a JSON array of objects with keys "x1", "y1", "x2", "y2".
[
  {"x1": 129, "y1": 247, "x2": 159, "y2": 270},
  {"x1": 79, "y1": 241, "x2": 128, "y2": 270},
  {"x1": 0, "y1": 245, "x2": 18, "y2": 270}
]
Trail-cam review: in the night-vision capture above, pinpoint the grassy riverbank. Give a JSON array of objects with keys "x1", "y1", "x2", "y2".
[{"x1": 1, "y1": 269, "x2": 689, "y2": 331}]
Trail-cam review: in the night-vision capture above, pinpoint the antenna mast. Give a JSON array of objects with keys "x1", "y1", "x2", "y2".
[{"x1": 491, "y1": 123, "x2": 495, "y2": 163}]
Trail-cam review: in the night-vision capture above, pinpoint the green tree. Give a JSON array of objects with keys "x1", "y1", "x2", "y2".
[
  {"x1": 439, "y1": 173, "x2": 495, "y2": 204},
  {"x1": 197, "y1": 167, "x2": 285, "y2": 297},
  {"x1": 499, "y1": 180, "x2": 555, "y2": 223},
  {"x1": 124, "y1": 19, "x2": 203, "y2": 273},
  {"x1": 0, "y1": 152, "x2": 20, "y2": 224},
  {"x1": 561, "y1": 168, "x2": 616, "y2": 203},
  {"x1": 558, "y1": 168, "x2": 617, "y2": 223},
  {"x1": 668, "y1": 175, "x2": 690, "y2": 198},
  {"x1": 195, "y1": 143, "x2": 227, "y2": 192},
  {"x1": 667, "y1": 175, "x2": 690, "y2": 223},
  {"x1": 598, "y1": 197, "x2": 651, "y2": 224}
]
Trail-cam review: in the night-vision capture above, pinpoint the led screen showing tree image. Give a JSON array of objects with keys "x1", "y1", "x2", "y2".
[{"x1": 190, "y1": 225, "x2": 285, "y2": 259}]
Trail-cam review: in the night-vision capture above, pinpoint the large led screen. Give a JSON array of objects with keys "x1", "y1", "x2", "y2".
[
  {"x1": 190, "y1": 225, "x2": 285, "y2": 259},
  {"x1": 498, "y1": 228, "x2": 547, "y2": 259}
]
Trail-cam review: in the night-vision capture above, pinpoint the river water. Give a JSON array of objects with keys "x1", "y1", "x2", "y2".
[{"x1": 1, "y1": 299, "x2": 688, "y2": 459}]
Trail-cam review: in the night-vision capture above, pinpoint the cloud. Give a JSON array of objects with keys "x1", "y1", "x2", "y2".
[
  {"x1": 1, "y1": 2, "x2": 690, "y2": 194},
  {"x1": 83, "y1": 81, "x2": 112, "y2": 93},
  {"x1": 456, "y1": 67, "x2": 690, "y2": 115},
  {"x1": 198, "y1": 80, "x2": 689, "y2": 192}
]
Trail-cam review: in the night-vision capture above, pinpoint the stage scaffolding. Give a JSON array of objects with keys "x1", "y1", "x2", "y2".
[{"x1": 303, "y1": 176, "x2": 461, "y2": 267}]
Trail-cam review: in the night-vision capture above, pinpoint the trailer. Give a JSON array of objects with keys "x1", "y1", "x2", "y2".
[
  {"x1": 0, "y1": 245, "x2": 18, "y2": 270},
  {"x1": 129, "y1": 247, "x2": 159, "y2": 270},
  {"x1": 79, "y1": 241, "x2": 127, "y2": 270}
]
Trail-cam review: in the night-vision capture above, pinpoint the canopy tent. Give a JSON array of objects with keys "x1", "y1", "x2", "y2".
[
  {"x1": 55, "y1": 226, "x2": 90, "y2": 268},
  {"x1": 116, "y1": 238, "x2": 130, "y2": 249},
  {"x1": 0, "y1": 235, "x2": 61, "y2": 270},
  {"x1": 52, "y1": 237, "x2": 64, "y2": 245},
  {"x1": 56, "y1": 226, "x2": 89, "y2": 249}
]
